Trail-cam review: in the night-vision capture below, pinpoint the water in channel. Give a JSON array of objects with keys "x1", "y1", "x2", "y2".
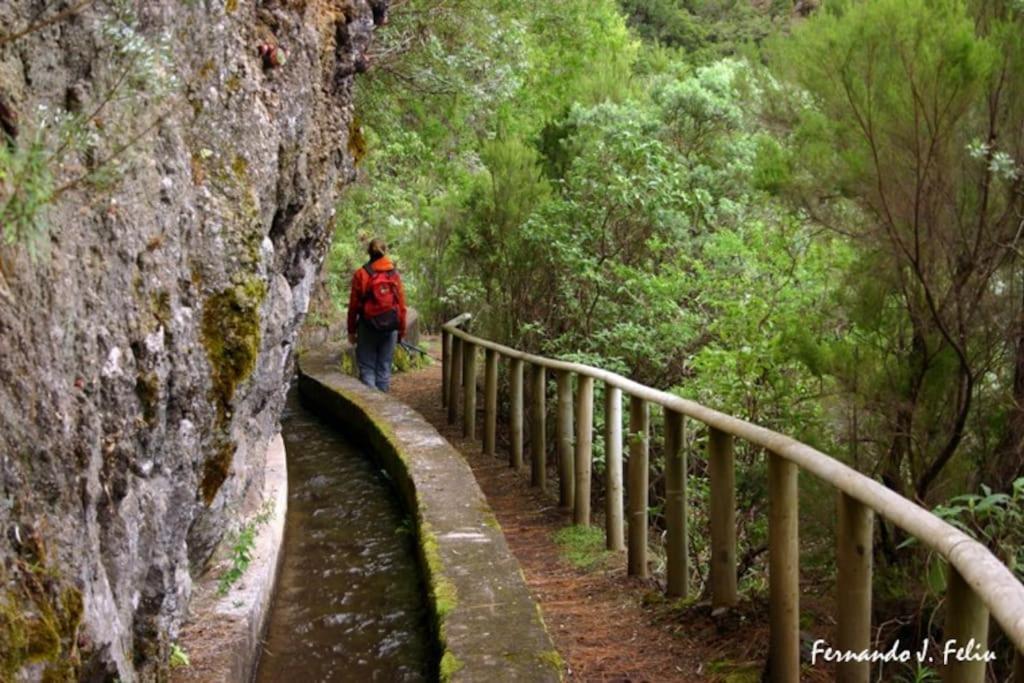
[{"x1": 255, "y1": 387, "x2": 431, "y2": 682}]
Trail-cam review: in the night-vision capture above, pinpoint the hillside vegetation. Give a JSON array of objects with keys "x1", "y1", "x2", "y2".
[{"x1": 328, "y1": 0, "x2": 1023, "y2": 677}]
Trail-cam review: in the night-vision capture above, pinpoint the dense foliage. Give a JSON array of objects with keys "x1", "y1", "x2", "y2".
[{"x1": 329, "y1": 0, "x2": 1023, "y2": 664}]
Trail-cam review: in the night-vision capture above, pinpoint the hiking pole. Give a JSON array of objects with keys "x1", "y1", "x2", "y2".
[{"x1": 399, "y1": 340, "x2": 429, "y2": 356}]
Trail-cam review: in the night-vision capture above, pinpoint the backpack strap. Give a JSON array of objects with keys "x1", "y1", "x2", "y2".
[{"x1": 361, "y1": 262, "x2": 376, "y2": 304}]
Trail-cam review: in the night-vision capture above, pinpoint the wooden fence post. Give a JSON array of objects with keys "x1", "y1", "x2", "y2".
[
  {"x1": 448, "y1": 336, "x2": 462, "y2": 425},
  {"x1": 530, "y1": 364, "x2": 547, "y2": 490},
  {"x1": 768, "y1": 453, "x2": 799, "y2": 683},
  {"x1": 462, "y1": 341, "x2": 477, "y2": 440},
  {"x1": 510, "y1": 358, "x2": 524, "y2": 470},
  {"x1": 483, "y1": 348, "x2": 498, "y2": 456},
  {"x1": 836, "y1": 492, "x2": 872, "y2": 683},
  {"x1": 441, "y1": 330, "x2": 450, "y2": 407},
  {"x1": 556, "y1": 370, "x2": 574, "y2": 511},
  {"x1": 944, "y1": 567, "x2": 989, "y2": 683},
  {"x1": 627, "y1": 396, "x2": 649, "y2": 578},
  {"x1": 605, "y1": 385, "x2": 624, "y2": 551},
  {"x1": 574, "y1": 375, "x2": 594, "y2": 526},
  {"x1": 709, "y1": 427, "x2": 737, "y2": 608},
  {"x1": 438, "y1": 318, "x2": 1024, "y2": 683},
  {"x1": 664, "y1": 408, "x2": 687, "y2": 598}
]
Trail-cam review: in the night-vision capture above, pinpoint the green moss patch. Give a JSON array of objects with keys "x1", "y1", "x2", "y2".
[
  {"x1": 198, "y1": 277, "x2": 266, "y2": 503},
  {"x1": 421, "y1": 524, "x2": 459, "y2": 621},
  {"x1": 200, "y1": 277, "x2": 267, "y2": 420},
  {"x1": 348, "y1": 117, "x2": 367, "y2": 166},
  {"x1": 393, "y1": 344, "x2": 431, "y2": 373},
  {"x1": 339, "y1": 349, "x2": 356, "y2": 376},
  {"x1": 150, "y1": 290, "x2": 172, "y2": 326},
  {"x1": 482, "y1": 511, "x2": 500, "y2": 531},
  {"x1": 537, "y1": 649, "x2": 564, "y2": 674},
  {"x1": 0, "y1": 556, "x2": 84, "y2": 680},
  {"x1": 439, "y1": 651, "x2": 464, "y2": 681},
  {"x1": 231, "y1": 154, "x2": 248, "y2": 179},
  {"x1": 706, "y1": 659, "x2": 763, "y2": 682}
]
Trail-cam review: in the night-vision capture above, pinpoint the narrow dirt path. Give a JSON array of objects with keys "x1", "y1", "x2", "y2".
[{"x1": 389, "y1": 340, "x2": 773, "y2": 682}]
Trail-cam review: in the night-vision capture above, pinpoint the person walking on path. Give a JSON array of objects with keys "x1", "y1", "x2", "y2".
[{"x1": 347, "y1": 238, "x2": 408, "y2": 392}]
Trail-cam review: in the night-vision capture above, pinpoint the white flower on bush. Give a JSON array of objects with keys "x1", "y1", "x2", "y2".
[
  {"x1": 967, "y1": 139, "x2": 1021, "y2": 181},
  {"x1": 989, "y1": 150, "x2": 1021, "y2": 180}
]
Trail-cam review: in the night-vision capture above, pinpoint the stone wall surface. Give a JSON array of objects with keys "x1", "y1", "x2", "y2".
[{"x1": 0, "y1": 1, "x2": 380, "y2": 679}]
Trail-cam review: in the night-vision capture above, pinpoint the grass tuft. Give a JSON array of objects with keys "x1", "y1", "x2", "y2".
[{"x1": 552, "y1": 525, "x2": 611, "y2": 571}]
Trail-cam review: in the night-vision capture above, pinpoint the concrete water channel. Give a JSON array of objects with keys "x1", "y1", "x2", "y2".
[
  {"x1": 255, "y1": 388, "x2": 432, "y2": 681},
  {"x1": 175, "y1": 352, "x2": 557, "y2": 680}
]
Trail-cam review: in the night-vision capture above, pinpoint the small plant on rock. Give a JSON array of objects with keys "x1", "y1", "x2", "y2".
[
  {"x1": 168, "y1": 643, "x2": 190, "y2": 669},
  {"x1": 0, "y1": 0, "x2": 179, "y2": 255},
  {"x1": 216, "y1": 501, "x2": 274, "y2": 596}
]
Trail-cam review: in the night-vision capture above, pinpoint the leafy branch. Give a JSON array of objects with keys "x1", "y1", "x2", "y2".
[
  {"x1": 0, "y1": 0, "x2": 180, "y2": 256},
  {"x1": 0, "y1": 0, "x2": 96, "y2": 48}
]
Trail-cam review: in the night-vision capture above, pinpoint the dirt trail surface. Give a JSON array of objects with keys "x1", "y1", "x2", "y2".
[{"x1": 389, "y1": 338, "x2": 781, "y2": 682}]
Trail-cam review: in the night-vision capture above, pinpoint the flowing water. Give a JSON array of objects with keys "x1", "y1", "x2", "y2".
[{"x1": 255, "y1": 388, "x2": 431, "y2": 682}]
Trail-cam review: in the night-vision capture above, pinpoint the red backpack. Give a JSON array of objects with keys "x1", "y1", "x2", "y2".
[{"x1": 361, "y1": 264, "x2": 400, "y2": 332}]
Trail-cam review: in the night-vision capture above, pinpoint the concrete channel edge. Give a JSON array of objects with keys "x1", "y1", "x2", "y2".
[
  {"x1": 172, "y1": 431, "x2": 288, "y2": 683},
  {"x1": 297, "y1": 348, "x2": 562, "y2": 682}
]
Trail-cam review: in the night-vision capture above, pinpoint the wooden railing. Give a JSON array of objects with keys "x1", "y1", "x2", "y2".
[{"x1": 441, "y1": 313, "x2": 1024, "y2": 683}]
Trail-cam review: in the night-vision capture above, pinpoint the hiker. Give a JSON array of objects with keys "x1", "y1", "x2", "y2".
[{"x1": 347, "y1": 238, "x2": 407, "y2": 392}]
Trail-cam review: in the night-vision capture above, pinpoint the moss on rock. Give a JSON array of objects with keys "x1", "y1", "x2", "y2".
[
  {"x1": 135, "y1": 371, "x2": 160, "y2": 426},
  {"x1": 482, "y1": 511, "x2": 501, "y2": 531},
  {"x1": 348, "y1": 117, "x2": 367, "y2": 166},
  {"x1": 200, "y1": 277, "x2": 267, "y2": 420},
  {"x1": 0, "y1": 558, "x2": 83, "y2": 680},
  {"x1": 198, "y1": 276, "x2": 267, "y2": 503},
  {"x1": 199, "y1": 437, "x2": 237, "y2": 506},
  {"x1": 150, "y1": 290, "x2": 172, "y2": 326}
]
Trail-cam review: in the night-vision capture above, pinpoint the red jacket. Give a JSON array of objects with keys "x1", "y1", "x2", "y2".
[{"x1": 347, "y1": 256, "x2": 407, "y2": 338}]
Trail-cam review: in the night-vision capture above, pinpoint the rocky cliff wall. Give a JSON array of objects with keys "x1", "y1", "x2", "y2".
[{"x1": 0, "y1": 1, "x2": 381, "y2": 679}]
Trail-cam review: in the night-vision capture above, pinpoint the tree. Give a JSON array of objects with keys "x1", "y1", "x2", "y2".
[
  {"x1": 452, "y1": 135, "x2": 551, "y2": 343},
  {"x1": 770, "y1": 0, "x2": 1024, "y2": 500}
]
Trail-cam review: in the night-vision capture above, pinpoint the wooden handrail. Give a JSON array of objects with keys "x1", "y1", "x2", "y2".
[{"x1": 441, "y1": 313, "x2": 1024, "y2": 679}]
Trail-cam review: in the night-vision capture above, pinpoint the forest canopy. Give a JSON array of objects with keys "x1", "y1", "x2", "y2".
[{"x1": 326, "y1": 0, "x2": 1024, "y2": 659}]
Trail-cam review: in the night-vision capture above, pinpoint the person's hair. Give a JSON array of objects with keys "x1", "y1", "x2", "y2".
[{"x1": 367, "y1": 238, "x2": 387, "y2": 260}]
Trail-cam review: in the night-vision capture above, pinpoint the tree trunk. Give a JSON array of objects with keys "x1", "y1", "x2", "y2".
[
  {"x1": 915, "y1": 367, "x2": 973, "y2": 500},
  {"x1": 879, "y1": 404, "x2": 912, "y2": 563}
]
